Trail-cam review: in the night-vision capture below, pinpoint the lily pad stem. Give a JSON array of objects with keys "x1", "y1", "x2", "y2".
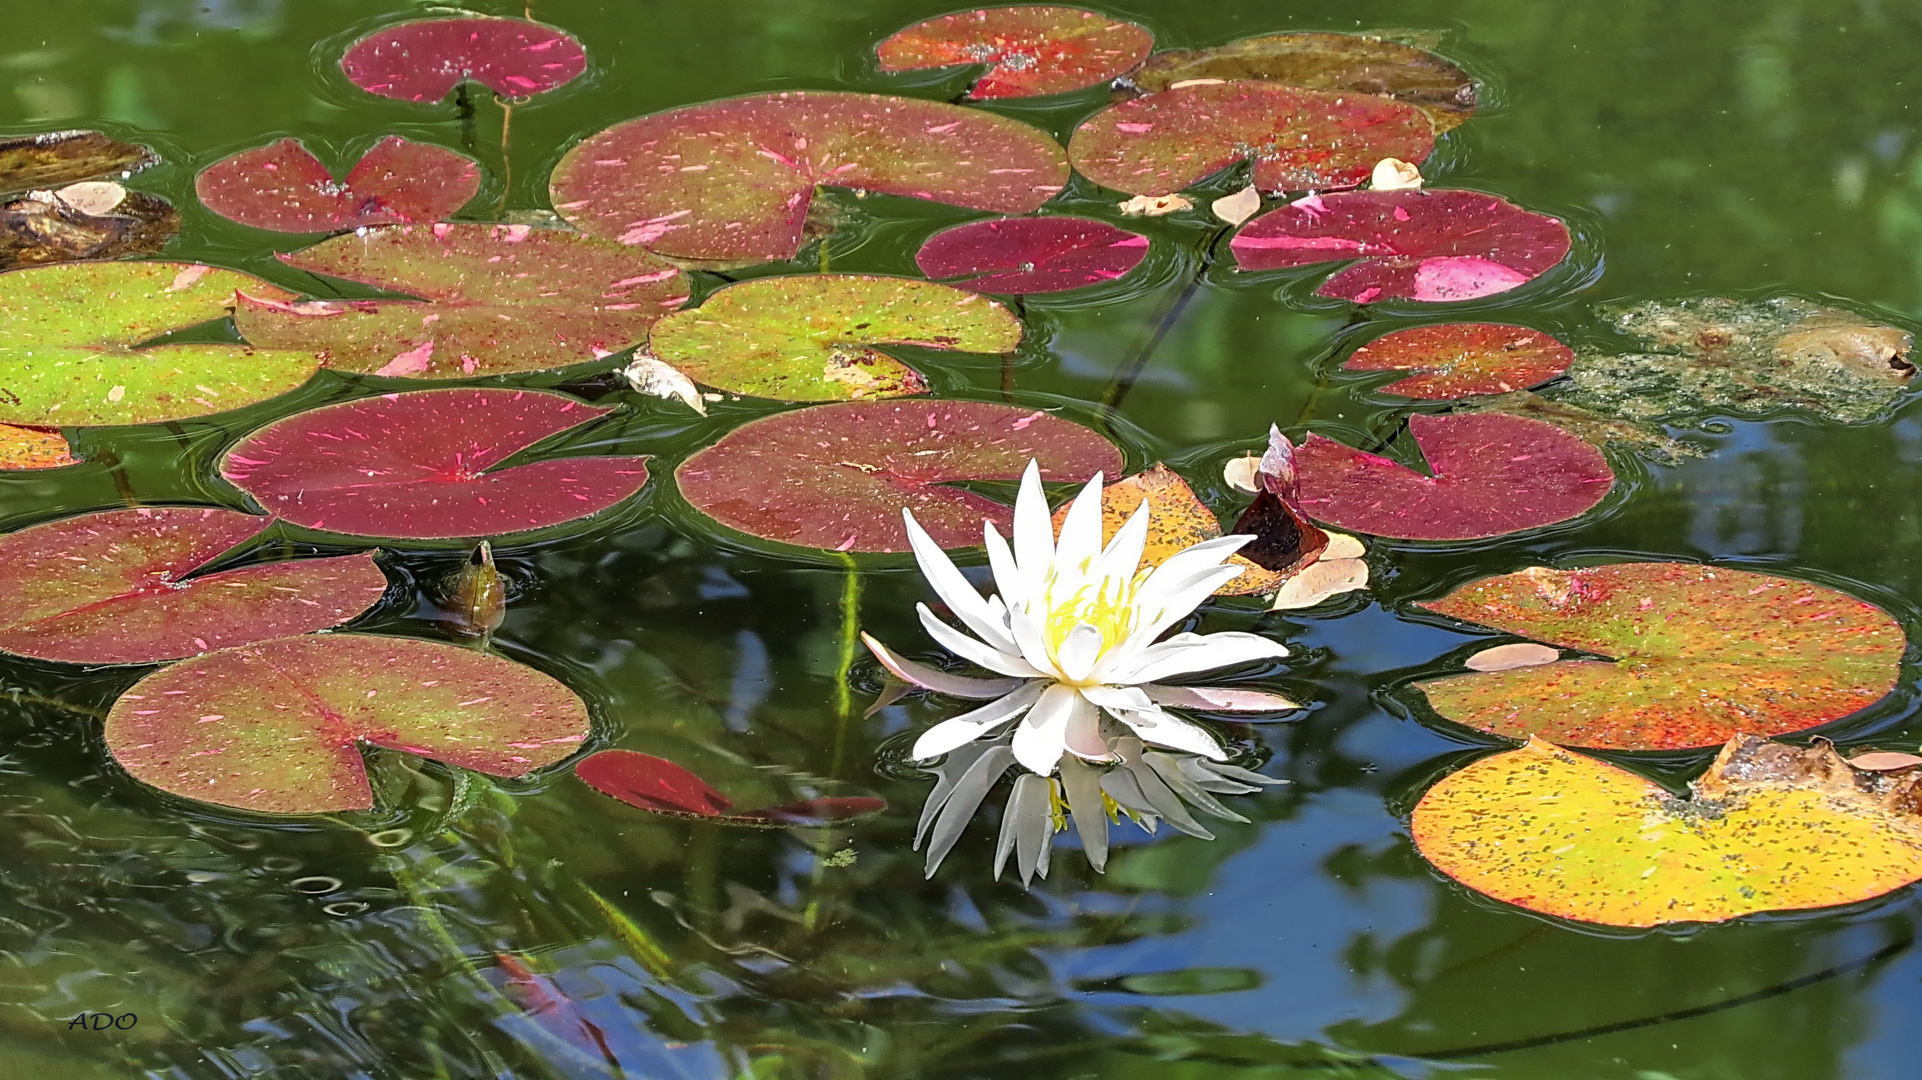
[{"x1": 1100, "y1": 223, "x2": 1231, "y2": 415}]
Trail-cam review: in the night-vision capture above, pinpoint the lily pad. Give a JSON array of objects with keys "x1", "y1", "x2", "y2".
[
  {"x1": 1, "y1": 183, "x2": 178, "y2": 270},
  {"x1": 104, "y1": 633, "x2": 589, "y2": 813},
  {"x1": 1294, "y1": 412, "x2": 1613, "y2": 540},
  {"x1": 646, "y1": 274, "x2": 1018, "y2": 401},
  {"x1": 1068, "y1": 80, "x2": 1433, "y2": 197},
  {"x1": 0, "y1": 506, "x2": 385, "y2": 665},
  {"x1": 1129, "y1": 31, "x2": 1477, "y2": 133},
  {"x1": 575, "y1": 750, "x2": 885, "y2": 827},
  {"x1": 0, "y1": 423, "x2": 74, "y2": 469},
  {"x1": 1050, "y1": 464, "x2": 1283, "y2": 596},
  {"x1": 340, "y1": 17, "x2": 587, "y2": 102},
  {"x1": 548, "y1": 90, "x2": 1069, "y2": 265},
  {"x1": 676, "y1": 399, "x2": 1121, "y2": 552},
  {"x1": 1343, "y1": 323, "x2": 1573, "y2": 398},
  {"x1": 1412, "y1": 735, "x2": 1922, "y2": 927},
  {"x1": 1414, "y1": 562, "x2": 1903, "y2": 750},
  {"x1": 1230, "y1": 189, "x2": 1570, "y2": 302},
  {"x1": 0, "y1": 130, "x2": 156, "y2": 195},
  {"x1": 0, "y1": 261, "x2": 320, "y2": 427},
  {"x1": 1558, "y1": 296, "x2": 1916, "y2": 425},
  {"x1": 915, "y1": 216, "x2": 1149, "y2": 294},
  {"x1": 232, "y1": 224, "x2": 688, "y2": 378},
  {"x1": 195, "y1": 137, "x2": 480, "y2": 232},
  {"x1": 875, "y1": 6, "x2": 1154, "y2": 99},
  {"x1": 220, "y1": 388, "x2": 649, "y2": 540}
]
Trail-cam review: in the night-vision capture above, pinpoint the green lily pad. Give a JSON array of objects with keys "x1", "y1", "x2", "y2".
[
  {"x1": 647, "y1": 274, "x2": 1020, "y2": 401},
  {"x1": 0, "y1": 130, "x2": 156, "y2": 196},
  {"x1": 105, "y1": 633, "x2": 590, "y2": 814},
  {"x1": 0, "y1": 423, "x2": 75, "y2": 469},
  {"x1": 233, "y1": 224, "x2": 689, "y2": 379},
  {"x1": 1129, "y1": 31, "x2": 1478, "y2": 133},
  {"x1": 0, "y1": 261, "x2": 320, "y2": 426}
]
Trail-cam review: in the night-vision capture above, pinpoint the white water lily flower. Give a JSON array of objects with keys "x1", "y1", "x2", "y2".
[{"x1": 863, "y1": 460, "x2": 1298, "y2": 779}]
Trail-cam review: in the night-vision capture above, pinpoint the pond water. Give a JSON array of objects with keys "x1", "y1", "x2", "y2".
[{"x1": 5, "y1": 1, "x2": 1922, "y2": 1077}]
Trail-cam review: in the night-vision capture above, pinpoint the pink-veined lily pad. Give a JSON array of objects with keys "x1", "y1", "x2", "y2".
[
  {"x1": 876, "y1": 6, "x2": 1154, "y2": 99},
  {"x1": 1295, "y1": 412, "x2": 1613, "y2": 540},
  {"x1": 1415, "y1": 562, "x2": 1905, "y2": 750},
  {"x1": 915, "y1": 216, "x2": 1149, "y2": 294},
  {"x1": 0, "y1": 506, "x2": 384, "y2": 665},
  {"x1": 104, "y1": 633, "x2": 589, "y2": 813},
  {"x1": 1230, "y1": 189, "x2": 1571, "y2": 302},
  {"x1": 340, "y1": 17, "x2": 586, "y2": 103},
  {"x1": 676, "y1": 399, "x2": 1121, "y2": 552},
  {"x1": 548, "y1": 90, "x2": 1069, "y2": 265},
  {"x1": 220, "y1": 388, "x2": 648, "y2": 540},
  {"x1": 232, "y1": 224, "x2": 688, "y2": 378},
  {"x1": 575, "y1": 750, "x2": 886, "y2": 827},
  {"x1": 0, "y1": 424, "x2": 75, "y2": 469},
  {"x1": 1068, "y1": 80, "x2": 1433, "y2": 197},
  {"x1": 0, "y1": 261, "x2": 320, "y2": 427},
  {"x1": 195, "y1": 136, "x2": 480, "y2": 233},
  {"x1": 1344, "y1": 323, "x2": 1575, "y2": 398},
  {"x1": 647, "y1": 274, "x2": 1018, "y2": 401}
]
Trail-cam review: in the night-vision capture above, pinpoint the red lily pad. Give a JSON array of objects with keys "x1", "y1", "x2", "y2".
[
  {"x1": 1068, "y1": 80, "x2": 1433, "y2": 197},
  {"x1": 232, "y1": 224, "x2": 688, "y2": 378},
  {"x1": 915, "y1": 216, "x2": 1149, "y2": 294},
  {"x1": 1343, "y1": 324, "x2": 1575, "y2": 399},
  {"x1": 1415, "y1": 562, "x2": 1905, "y2": 750},
  {"x1": 220, "y1": 388, "x2": 648, "y2": 540},
  {"x1": 875, "y1": 6, "x2": 1154, "y2": 99},
  {"x1": 104, "y1": 633, "x2": 590, "y2": 813},
  {"x1": 647, "y1": 274, "x2": 1019, "y2": 401},
  {"x1": 340, "y1": 17, "x2": 586, "y2": 103},
  {"x1": 0, "y1": 506, "x2": 384, "y2": 665},
  {"x1": 1294, "y1": 412, "x2": 1613, "y2": 540},
  {"x1": 0, "y1": 424, "x2": 75, "y2": 469},
  {"x1": 575, "y1": 750, "x2": 886, "y2": 827},
  {"x1": 194, "y1": 137, "x2": 480, "y2": 233},
  {"x1": 0, "y1": 261, "x2": 320, "y2": 427},
  {"x1": 548, "y1": 90, "x2": 1069, "y2": 265},
  {"x1": 676, "y1": 399, "x2": 1121, "y2": 552},
  {"x1": 1230, "y1": 189, "x2": 1571, "y2": 302}
]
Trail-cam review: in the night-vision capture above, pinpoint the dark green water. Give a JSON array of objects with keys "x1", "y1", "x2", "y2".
[{"x1": 5, "y1": 1, "x2": 1922, "y2": 1077}]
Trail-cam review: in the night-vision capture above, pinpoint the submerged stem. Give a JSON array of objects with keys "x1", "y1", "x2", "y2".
[
  {"x1": 1099, "y1": 223, "x2": 1230, "y2": 416},
  {"x1": 828, "y1": 554, "x2": 861, "y2": 778},
  {"x1": 497, "y1": 99, "x2": 514, "y2": 218}
]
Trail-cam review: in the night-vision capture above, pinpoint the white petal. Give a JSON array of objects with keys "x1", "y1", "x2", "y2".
[
  {"x1": 1054, "y1": 623, "x2": 1106, "y2": 685},
  {"x1": 983, "y1": 521, "x2": 1027, "y2": 611},
  {"x1": 917, "y1": 604, "x2": 1046, "y2": 679},
  {"x1": 1112, "y1": 705, "x2": 1230, "y2": 760},
  {"x1": 861, "y1": 633, "x2": 1027, "y2": 699},
  {"x1": 1079, "y1": 683, "x2": 1157, "y2": 715},
  {"x1": 1063, "y1": 691, "x2": 1113, "y2": 760},
  {"x1": 1136, "y1": 534, "x2": 1251, "y2": 601},
  {"x1": 1111, "y1": 630, "x2": 1288, "y2": 685},
  {"x1": 1055, "y1": 471, "x2": 1108, "y2": 578},
  {"x1": 1011, "y1": 461, "x2": 1055, "y2": 603},
  {"x1": 903, "y1": 510, "x2": 1018, "y2": 653},
  {"x1": 910, "y1": 682, "x2": 1045, "y2": 760},
  {"x1": 1144, "y1": 684, "x2": 1301, "y2": 712},
  {"x1": 1004, "y1": 599, "x2": 1063, "y2": 679},
  {"x1": 1093, "y1": 563, "x2": 1246, "y2": 682},
  {"x1": 1011, "y1": 682, "x2": 1083, "y2": 775}
]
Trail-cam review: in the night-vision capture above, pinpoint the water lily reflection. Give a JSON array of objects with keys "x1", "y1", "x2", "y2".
[{"x1": 864, "y1": 461, "x2": 1296, "y2": 882}]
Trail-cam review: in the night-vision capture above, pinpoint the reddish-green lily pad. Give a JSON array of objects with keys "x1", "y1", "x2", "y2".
[
  {"x1": 104, "y1": 633, "x2": 589, "y2": 813},
  {"x1": 1415, "y1": 562, "x2": 1905, "y2": 750},
  {"x1": 195, "y1": 137, "x2": 480, "y2": 233},
  {"x1": 1129, "y1": 31, "x2": 1478, "y2": 133},
  {"x1": 340, "y1": 17, "x2": 586, "y2": 102},
  {"x1": 676, "y1": 399, "x2": 1121, "y2": 551},
  {"x1": 232, "y1": 224, "x2": 688, "y2": 378},
  {"x1": 1068, "y1": 80, "x2": 1433, "y2": 196},
  {"x1": 0, "y1": 506, "x2": 384, "y2": 665},
  {"x1": 220, "y1": 388, "x2": 649, "y2": 540},
  {"x1": 575, "y1": 750, "x2": 886, "y2": 827},
  {"x1": 548, "y1": 90, "x2": 1069, "y2": 265},
  {"x1": 1344, "y1": 323, "x2": 1574, "y2": 398},
  {"x1": 648, "y1": 274, "x2": 1018, "y2": 401},
  {"x1": 1230, "y1": 189, "x2": 1571, "y2": 302},
  {"x1": 0, "y1": 423, "x2": 75, "y2": 469},
  {"x1": 876, "y1": 6, "x2": 1154, "y2": 99},
  {"x1": 1295, "y1": 412, "x2": 1613, "y2": 540},
  {"x1": 915, "y1": 216, "x2": 1149, "y2": 294},
  {"x1": 0, "y1": 261, "x2": 320, "y2": 427}
]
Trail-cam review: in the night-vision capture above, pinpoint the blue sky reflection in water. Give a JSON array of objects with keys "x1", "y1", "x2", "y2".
[{"x1": 4, "y1": 1, "x2": 1922, "y2": 1078}]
